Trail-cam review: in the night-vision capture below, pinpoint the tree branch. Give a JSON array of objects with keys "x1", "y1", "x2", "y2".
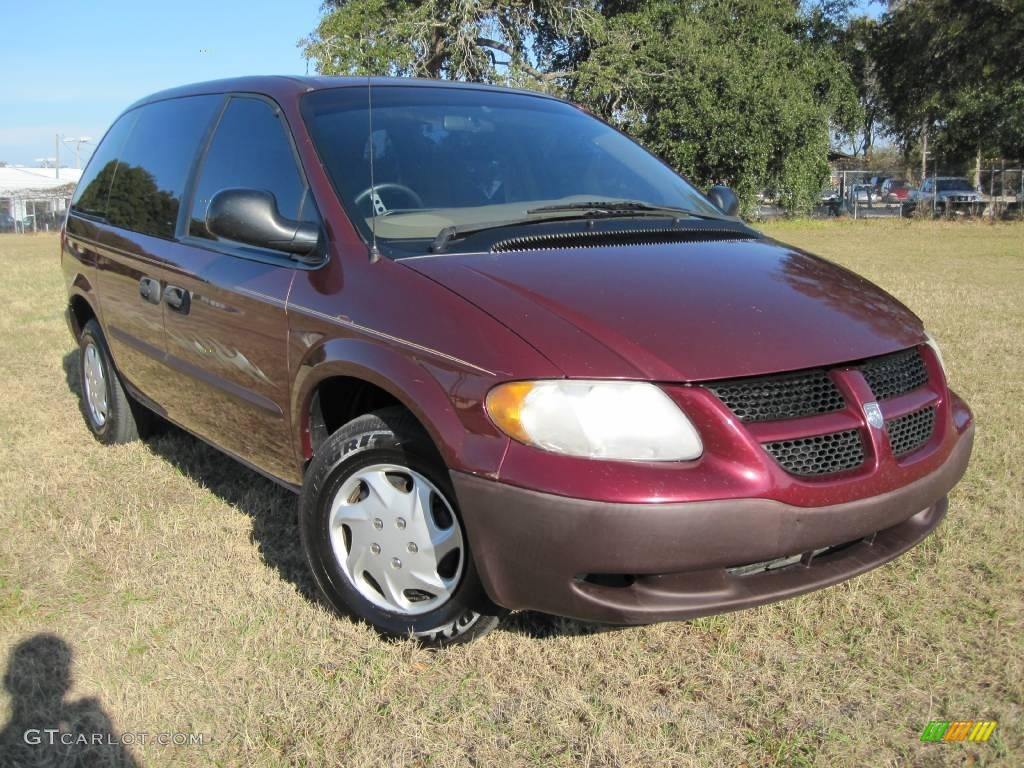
[{"x1": 474, "y1": 37, "x2": 568, "y2": 81}]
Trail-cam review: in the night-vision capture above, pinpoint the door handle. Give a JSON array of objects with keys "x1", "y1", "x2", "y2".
[
  {"x1": 164, "y1": 285, "x2": 191, "y2": 315},
  {"x1": 138, "y1": 277, "x2": 161, "y2": 304}
]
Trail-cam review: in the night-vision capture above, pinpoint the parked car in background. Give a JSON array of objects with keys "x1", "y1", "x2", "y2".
[
  {"x1": 62, "y1": 76, "x2": 974, "y2": 645},
  {"x1": 848, "y1": 184, "x2": 874, "y2": 206},
  {"x1": 908, "y1": 177, "x2": 984, "y2": 215},
  {"x1": 881, "y1": 178, "x2": 912, "y2": 201},
  {"x1": 819, "y1": 188, "x2": 841, "y2": 215}
]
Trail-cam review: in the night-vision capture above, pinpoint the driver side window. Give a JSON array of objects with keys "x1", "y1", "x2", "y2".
[{"x1": 189, "y1": 96, "x2": 317, "y2": 242}]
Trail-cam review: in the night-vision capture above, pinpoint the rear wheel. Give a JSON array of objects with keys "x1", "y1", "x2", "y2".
[
  {"x1": 299, "y1": 407, "x2": 503, "y2": 645},
  {"x1": 77, "y1": 319, "x2": 151, "y2": 444}
]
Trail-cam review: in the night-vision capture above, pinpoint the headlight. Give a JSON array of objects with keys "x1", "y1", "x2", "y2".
[
  {"x1": 485, "y1": 380, "x2": 703, "y2": 461},
  {"x1": 924, "y1": 331, "x2": 946, "y2": 373}
]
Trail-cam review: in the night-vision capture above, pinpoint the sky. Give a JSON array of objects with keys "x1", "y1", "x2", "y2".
[
  {"x1": 0, "y1": 0, "x2": 322, "y2": 166},
  {"x1": 1, "y1": 1, "x2": 885, "y2": 167}
]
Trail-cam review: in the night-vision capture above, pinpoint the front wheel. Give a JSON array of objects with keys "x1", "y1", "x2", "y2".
[{"x1": 299, "y1": 407, "x2": 503, "y2": 645}]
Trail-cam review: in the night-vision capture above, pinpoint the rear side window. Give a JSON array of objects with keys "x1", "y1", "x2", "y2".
[
  {"x1": 104, "y1": 95, "x2": 221, "y2": 239},
  {"x1": 69, "y1": 113, "x2": 138, "y2": 220},
  {"x1": 189, "y1": 96, "x2": 314, "y2": 242}
]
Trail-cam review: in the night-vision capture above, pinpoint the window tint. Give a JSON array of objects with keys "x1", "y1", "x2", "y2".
[
  {"x1": 70, "y1": 112, "x2": 138, "y2": 220},
  {"x1": 189, "y1": 96, "x2": 313, "y2": 242},
  {"x1": 104, "y1": 95, "x2": 221, "y2": 238}
]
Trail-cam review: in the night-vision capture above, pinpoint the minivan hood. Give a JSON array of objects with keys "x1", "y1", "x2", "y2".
[{"x1": 406, "y1": 238, "x2": 925, "y2": 381}]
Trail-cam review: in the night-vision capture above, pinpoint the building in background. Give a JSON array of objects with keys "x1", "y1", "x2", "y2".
[{"x1": 0, "y1": 167, "x2": 82, "y2": 232}]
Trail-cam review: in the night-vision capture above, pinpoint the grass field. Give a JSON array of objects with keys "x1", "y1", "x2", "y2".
[{"x1": 0, "y1": 220, "x2": 1021, "y2": 767}]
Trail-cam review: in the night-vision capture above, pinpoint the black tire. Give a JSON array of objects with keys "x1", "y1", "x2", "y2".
[
  {"x1": 77, "y1": 319, "x2": 152, "y2": 444},
  {"x1": 299, "y1": 407, "x2": 503, "y2": 645}
]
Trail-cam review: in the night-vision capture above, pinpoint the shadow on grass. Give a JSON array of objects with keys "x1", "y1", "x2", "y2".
[
  {"x1": 0, "y1": 634, "x2": 140, "y2": 767},
  {"x1": 62, "y1": 351, "x2": 316, "y2": 604},
  {"x1": 498, "y1": 612, "x2": 629, "y2": 639},
  {"x1": 62, "y1": 351, "x2": 617, "y2": 641}
]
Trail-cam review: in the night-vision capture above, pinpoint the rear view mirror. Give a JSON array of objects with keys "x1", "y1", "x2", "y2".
[
  {"x1": 707, "y1": 185, "x2": 740, "y2": 217},
  {"x1": 206, "y1": 189, "x2": 320, "y2": 257}
]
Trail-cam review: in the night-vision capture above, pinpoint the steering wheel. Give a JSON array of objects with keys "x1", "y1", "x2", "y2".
[{"x1": 353, "y1": 183, "x2": 425, "y2": 216}]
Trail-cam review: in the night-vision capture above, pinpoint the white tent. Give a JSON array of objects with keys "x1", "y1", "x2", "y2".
[{"x1": 0, "y1": 167, "x2": 82, "y2": 232}]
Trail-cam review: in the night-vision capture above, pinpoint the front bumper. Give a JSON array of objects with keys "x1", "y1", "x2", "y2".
[{"x1": 452, "y1": 422, "x2": 973, "y2": 624}]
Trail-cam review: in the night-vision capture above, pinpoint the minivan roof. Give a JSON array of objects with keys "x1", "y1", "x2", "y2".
[{"x1": 127, "y1": 75, "x2": 561, "y2": 111}]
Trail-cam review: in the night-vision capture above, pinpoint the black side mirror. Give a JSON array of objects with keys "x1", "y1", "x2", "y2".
[
  {"x1": 206, "y1": 188, "x2": 320, "y2": 257},
  {"x1": 707, "y1": 185, "x2": 740, "y2": 217}
]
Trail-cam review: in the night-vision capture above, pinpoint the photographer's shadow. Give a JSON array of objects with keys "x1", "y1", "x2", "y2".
[{"x1": 0, "y1": 634, "x2": 139, "y2": 768}]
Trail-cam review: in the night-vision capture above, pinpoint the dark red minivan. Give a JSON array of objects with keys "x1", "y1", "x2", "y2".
[{"x1": 62, "y1": 77, "x2": 973, "y2": 644}]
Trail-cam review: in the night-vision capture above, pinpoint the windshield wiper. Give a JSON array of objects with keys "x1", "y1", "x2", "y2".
[
  {"x1": 526, "y1": 200, "x2": 715, "y2": 218},
  {"x1": 429, "y1": 205, "x2": 709, "y2": 254}
]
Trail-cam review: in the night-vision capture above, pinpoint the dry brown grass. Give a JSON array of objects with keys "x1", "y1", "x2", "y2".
[{"x1": 0, "y1": 221, "x2": 1021, "y2": 767}]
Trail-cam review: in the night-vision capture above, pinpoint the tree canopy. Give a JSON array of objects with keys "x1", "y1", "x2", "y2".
[
  {"x1": 301, "y1": 0, "x2": 601, "y2": 87},
  {"x1": 571, "y1": 0, "x2": 859, "y2": 212},
  {"x1": 871, "y1": 0, "x2": 1024, "y2": 164},
  {"x1": 301, "y1": 0, "x2": 1022, "y2": 212}
]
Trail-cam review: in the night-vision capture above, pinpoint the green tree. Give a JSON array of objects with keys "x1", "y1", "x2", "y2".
[
  {"x1": 812, "y1": 8, "x2": 886, "y2": 159},
  {"x1": 302, "y1": 0, "x2": 860, "y2": 213},
  {"x1": 301, "y1": 0, "x2": 601, "y2": 90},
  {"x1": 572, "y1": 0, "x2": 859, "y2": 212},
  {"x1": 872, "y1": 0, "x2": 1024, "y2": 169}
]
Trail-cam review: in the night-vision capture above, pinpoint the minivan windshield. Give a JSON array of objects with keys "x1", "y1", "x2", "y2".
[{"x1": 301, "y1": 86, "x2": 722, "y2": 250}]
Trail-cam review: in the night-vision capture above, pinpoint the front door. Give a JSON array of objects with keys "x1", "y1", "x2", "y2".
[{"x1": 159, "y1": 94, "x2": 320, "y2": 485}]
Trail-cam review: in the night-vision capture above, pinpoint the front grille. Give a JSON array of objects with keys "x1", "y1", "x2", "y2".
[
  {"x1": 860, "y1": 348, "x2": 928, "y2": 400},
  {"x1": 706, "y1": 347, "x2": 927, "y2": 423},
  {"x1": 887, "y1": 406, "x2": 936, "y2": 457},
  {"x1": 705, "y1": 346, "x2": 935, "y2": 478},
  {"x1": 706, "y1": 369, "x2": 845, "y2": 423},
  {"x1": 763, "y1": 430, "x2": 865, "y2": 476}
]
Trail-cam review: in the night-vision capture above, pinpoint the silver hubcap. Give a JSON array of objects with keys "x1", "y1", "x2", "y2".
[
  {"x1": 328, "y1": 464, "x2": 464, "y2": 615},
  {"x1": 82, "y1": 342, "x2": 108, "y2": 427}
]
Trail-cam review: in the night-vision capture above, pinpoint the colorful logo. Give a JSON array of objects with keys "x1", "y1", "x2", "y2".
[{"x1": 921, "y1": 720, "x2": 997, "y2": 742}]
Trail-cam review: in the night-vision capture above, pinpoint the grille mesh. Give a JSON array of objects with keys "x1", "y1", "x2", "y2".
[
  {"x1": 860, "y1": 348, "x2": 928, "y2": 400},
  {"x1": 886, "y1": 406, "x2": 936, "y2": 457},
  {"x1": 705, "y1": 346, "x2": 935, "y2": 478},
  {"x1": 706, "y1": 370, "x2": 845, "y2": 423},
  {"x1": 763, "y1": 430, "x2": 865, "y2": 476}
]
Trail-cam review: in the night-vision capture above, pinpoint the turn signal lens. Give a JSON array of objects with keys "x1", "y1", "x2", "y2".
[
  {"x1": 484, "y1": 380, "x2": 535, "y2": 443},
  {"x1": 924, "y1": 330, "x2": 946, "y2": 375}
]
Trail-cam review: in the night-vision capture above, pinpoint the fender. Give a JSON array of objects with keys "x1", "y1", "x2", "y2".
[
  {"x1": 65, "y1": 276, "x2": 99, "y2": 340},
  {"x1": 62, "y1": 216, "x2": 106, "y2": 325},
  {"x1": 290, "y1": 334, "x2": 510, "y2": 480}
]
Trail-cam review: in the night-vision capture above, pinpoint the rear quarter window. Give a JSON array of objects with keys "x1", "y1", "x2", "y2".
[
  {"x1": 69, "y1": 113, "x2": 138, "y2": 220},
  {"x1": 103, "y1": 95, "x2": 222, "y2": 239}
]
